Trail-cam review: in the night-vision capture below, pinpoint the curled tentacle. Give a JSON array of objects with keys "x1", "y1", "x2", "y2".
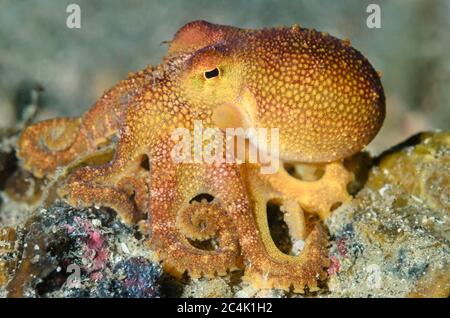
[
  {"x1": 149, "y1": 146, "x2": 242, "y2": 278},
  {"x1": 17, "y1": 118, "x2": 87, "y2": 178},
  {"x1": 16, "y1": 71, "x2": 144, "y2": 178},
  {"x1": 163, "y1": 199, "x2": 242, "y2": 278},
  {"x1": 177, "y1": 200, "x2": 220, "y2": 241}
]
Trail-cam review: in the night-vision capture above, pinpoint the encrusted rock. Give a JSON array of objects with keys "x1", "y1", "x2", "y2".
[
  {"x1": 3, "y1": 201, "x2": 164, "y2": 298},
  {"x1": 327, "y1": 131, "x2": 449, "y2": 297},
  {"x1": 0, "y1": 227, "x2": 18, "y2": 295}
]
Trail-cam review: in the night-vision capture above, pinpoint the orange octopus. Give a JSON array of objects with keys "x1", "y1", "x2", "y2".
[{"x1": 16, "y1": 21, "x2": 385, "y2": 292}]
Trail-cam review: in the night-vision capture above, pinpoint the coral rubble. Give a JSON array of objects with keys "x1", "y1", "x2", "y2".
[{"x1": 327, "y1": 132, "x2": 449, "y2": 297}]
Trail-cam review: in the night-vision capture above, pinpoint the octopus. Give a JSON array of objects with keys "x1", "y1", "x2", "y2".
[{"x1": 16, "y1": 21, "x2": 385, "y2": 292}]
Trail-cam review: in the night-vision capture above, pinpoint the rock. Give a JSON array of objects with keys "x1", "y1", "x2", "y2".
[
  {"x1": 106, "y1": 257, "x2": 162, "y2": 298},
  {"x1": 2, "y1": 201, "x2": 164, "y2": 298},
  {"x1": 0, "y1": 227, "x2": 18, "y2": 296},
  {"x1": 327, "y1": 131, "x2": 449, "y2": 298},
  {"x1": 182, "y1": 277, "x2": 233, "y2": 298}
]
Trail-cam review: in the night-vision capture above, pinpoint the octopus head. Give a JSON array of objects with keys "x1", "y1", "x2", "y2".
[
  {"x1": 174, "y1": 21, "x2": 385, "y2": 162},
  {"x1": 178, "y1": 44, "x2": 250, "y2": 128}
]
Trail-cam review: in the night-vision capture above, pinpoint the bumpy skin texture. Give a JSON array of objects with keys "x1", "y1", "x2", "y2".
[{"x1": 16, "y1": 21, "x2": 385, "y2": 292}]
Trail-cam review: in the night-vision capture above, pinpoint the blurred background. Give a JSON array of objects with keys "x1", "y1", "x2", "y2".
[{"x1": 0, "y1": 0, "x2": 449, "y2": 154}]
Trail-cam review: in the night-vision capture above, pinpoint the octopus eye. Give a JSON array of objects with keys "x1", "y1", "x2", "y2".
[{"x1": 204, "y1": 67, "x2": 220, "y2": 79}]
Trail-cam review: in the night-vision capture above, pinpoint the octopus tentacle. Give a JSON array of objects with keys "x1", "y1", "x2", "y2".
[
  {"x1": 239, "y1": 166, "x2": 329, "y2": 291},
  {"x1": 16, "y1": 108, "x2": 121, "y2": 178},
  {"x1": 200, "y1": 161, "x2": 329, "y2": 293},
  {"x1": 246, "y1": 161, "x2": 353, "y2": 220},
  {"x1": 149, "y1": 143, "x2": 242, "y2": 278},
  {"x1": 17, "y1": 117, "x2": 87, "y2": 178},
  {"x1": 59, "y1": 147, "x2": 151, "y2": 224},
  {"x1": 177, "y1": 200, "x2": 221, "y2": 241},
  {"x1": 57, "y1": 98, "x2": 161, "y2": 223},
  {"x1": 150, "y1": 144, "x2": 329, "y2": 292},
  {"x1": 16, "y1": 72, "x2": 147, "y2": 178},
  {"x1": 242, "y1": 224, "x2": 329, "y2": 292}
]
